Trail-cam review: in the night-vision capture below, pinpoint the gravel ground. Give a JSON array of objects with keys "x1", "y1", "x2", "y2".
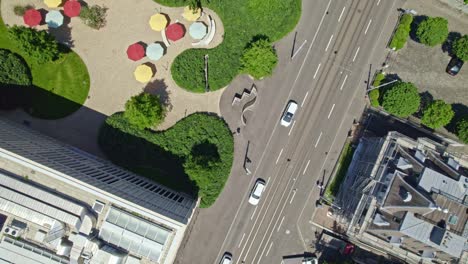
[{"x1": 386, "y1": 0, "x2": 468, "y2": 106}]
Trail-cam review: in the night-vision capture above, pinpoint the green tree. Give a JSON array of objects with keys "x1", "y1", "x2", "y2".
[
  {"x1": 13, "y1": 4, "x2": 34, "y2": 16},
  {"x1": 382, "y1": 82, "x2": 421, "y2": 117},
  {"x1": 389, "y1": 14, "x2": 413, "y2": 50},
  {"x1": 0, "y1": 49, "x2": 32, "y2": 86},
  {"x1": 453, "y1": 35, "x2": 468, "y2": 61},
  {"x1": 456, "y1": 117, "x2": 468, "y2": 143},
  {"x1": 124, "y1": 93, "x2": 166, "y2": 129},
  {"x1": 240, "y1": 38, "x2": 278, "y2": 79},
  {"x1": 416, "y1": 17, "x2": 449, "y2": 46},
  {"x1": 80, "y1": 5, "x2": 108, "y2": 30},
  {"x1": 8, "y1": 26, "x2": 59, "y2": 64},
  {"x1": 369, "y1": 89, "x2": 380, "y2": 107},
  {"x1": 421, "y1": 100, "x2": 454, "y2": 129}
]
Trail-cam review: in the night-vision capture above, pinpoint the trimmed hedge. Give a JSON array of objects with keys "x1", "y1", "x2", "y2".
[
  {"x1": 389, "y1": 14, "x2": 413, "y2": 51},
  {"x1": 156, "y1": 0, "x2": 301, "y2": 92},
  {"x1": 8, "y1": 26, "x2": 60, "y2": 64},
  {"x1": 0, "y1": 48, "x2": 31, "y2": 86},
  {"x1": 99, "y1": 112, "x2": 234, "y2": 208}
]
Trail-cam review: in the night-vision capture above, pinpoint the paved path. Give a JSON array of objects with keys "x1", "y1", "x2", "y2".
[{"x1": 1, "y1": 0, "x2": 224, "y2": 155}]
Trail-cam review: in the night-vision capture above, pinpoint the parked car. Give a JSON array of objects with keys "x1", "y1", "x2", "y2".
[
  {"x1": 248, "y1": 179, "x2": 266, "y2": 205},
  {"x1": 281, "y1": 101, "x2": 298, "y2": 127},
  {"x1": 446, "y1": 57, "x2": 463, "y2": 76},
  {"x1": 219, "y1": 252, "x2": 232, "y2": 264}
]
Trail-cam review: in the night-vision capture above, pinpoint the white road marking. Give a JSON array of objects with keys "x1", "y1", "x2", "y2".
[
  {"x1": 314, "y1": 132, "x2": 323, "y2": 148},
  {"x1": 377, "y1": 0, "x2": 381, "y2": 6},
  {"x1": 313, "y1": 63, "x2": 321, "y2": 79},
  {"x1": 289, "y1": 189, "x2": 297, "y2": 204},
  {"x1": 288, "y1": 121, "x2": 296, "y2": 136},
  {"x1": 275, "y1": 148, "x2": 283, "y2": 164},
  {"x1": 338, "y1": 6, "x2": 346, "y2": 22},
  {"x1": 293, "y1": 0, "x2": 332, "y2": 85},
  {"x1": 266, "y1": 177, "x2": 271, "y2": 188},
  {"x1": 238, "y1": 233, "x2": 246, "y2": 248},
  {"x1": 277, "y1": 216, "x2": 285, "y2": 232},
  {"x1": 364, "y1": 19, "x2": 372, "y2": 35},
  {"x1": 251, "y1": 206, "x2": 258, "y2": 220},
  {"x1": 325, "y1": 34, "x2": 334, "y2": 51},
  {"x1": 303, "y1": 160, "x2": 311, "y2": 175},
  {"x1": 301, "y1": 91, "x2": 309, "y2": 107},
  {"x1": 339, "y1": 75, "x2": 348, "y2": 91},
  {"x1": 327, "y1": 104, "x2": 336, "y2": 119},
  {"x1": 352, "y1": 46, "x2": 360, "y2": 62},
  {"x1": 265, "y1": 242, "x2": 274, "y2": 257}
]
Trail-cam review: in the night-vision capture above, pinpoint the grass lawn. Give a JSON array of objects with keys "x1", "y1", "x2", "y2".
[
  {"x1": 99, "y1": 112, "x2": 234, "y2": 208},
  {"x1": 155, "y1": 0, "x2": 301, "y2": 92},
  {"x1": 324, "y1": 142, "x2": 356, "y2": 201},
  {"x1": 0, "y1": 5, "x2": 89, "y2": 119}
]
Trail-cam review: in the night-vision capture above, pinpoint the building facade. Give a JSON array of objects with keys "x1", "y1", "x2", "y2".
[{"x1": 0, "y1": 118, "x2": 196, "y2": 264}]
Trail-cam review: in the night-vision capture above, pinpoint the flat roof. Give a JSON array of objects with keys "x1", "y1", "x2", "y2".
[{"x1": 0, "y1": 236, "x2": 68, "y2": 264}]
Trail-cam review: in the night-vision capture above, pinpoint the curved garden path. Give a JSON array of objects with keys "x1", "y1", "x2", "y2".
[{"x1": 1, "y1": 0, "x2": 225, "y2": 155}]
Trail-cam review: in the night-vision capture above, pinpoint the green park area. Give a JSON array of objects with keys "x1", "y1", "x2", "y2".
[
  {"x1": 155, "y1": 0, "x2": 301, "y2": 92},
  {"x1": 0, "y1": 4, "x2": 89, "y2": 119}
]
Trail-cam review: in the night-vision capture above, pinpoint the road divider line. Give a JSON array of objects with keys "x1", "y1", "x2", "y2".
[
  {"x1": 275, "y1": 148, "x2": 283, "y2": 164},
  {"x1": 289, "y1": 189, "x2": 297, "y2": 204},
  {"x1": 364, "y1": 19, "x2": 372, "y2": 35},
  {"x1": 303, "y1": 160, "x2": 311, "y2": 175},
  {"x1": 288, "y1": 121, "x2": 296, "y2": 136},
  {"x1": 338, "y1": 6, "x2": 346, "y2": 22},
  {"x1": 277, "y1": 216, "x2": 285, "y2": 232},
  {"x1": 238, "y1": 233, "x2": 246, "y2": 248},
  {"x1": 251, "y1": 206, "x2": 258, "y2": 220},
  {"x1": 265, "y1": 242, "x2": 274, "y2": 257},
  {"x1": 352, "y1": 46, "x2": 360, "y2": 62},
  {"x1": 301, "y1": 91, "x2": 309, "y2": 107},
  {"x1": 327, "y1": 104, "x2": 336, "y2": 119},
  {"x1": 313, "y1": 63, "x2": 321, "y2": 79},
  {"x1": 340, "y1": 75, "x2": 348, "y2": 91},
  {"x1": 325, "y1": 34, "x2": 334, "y2": 51},
  {"x1": 314, "y1": 132, "x2": 323, "y2": 148}
]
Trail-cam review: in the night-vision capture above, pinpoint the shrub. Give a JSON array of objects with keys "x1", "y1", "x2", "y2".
[
  {"x1": 13, "y1": 4, "x2": 34, "y2": 16},
  {"x1": 372, "y1": 72, "x2": 385, "y2": 87},
  {"x1": 369, "y1": 89, "x2": 380, "y2": 107},
  {"x1": 456, "y1": 117, "x2": 468, "y2": 143},
  {"x1": 99, "y1": 112, "x2": 234, "y2": 208},
  {"x1": 7, "y1": 26, "x2": 59, "y2": 64},
  {"x1": 416, "y1": 17, "x2": 449, "y2": 46},
  {"x1": 453, "y1": 35, "x2": 468, "y2": 61},
  {"x1": 124, "y1": 93, "x2": 166, "y2": 130},
  {"x1": 0, "y1": 49, "x2": 32, "y2": 86},
  {"x1": 240, "y1": 38, "x2": 278, "y2": 79},
  {"x1": 389, "y1": 14, "x2": 413, "y2": 50},
  {"x1": 80, "y1": 5, "x2": 108, "y2": 30},
  {"x1": 421, "y1": 100, "x2": 454, "y2": 129},
  {"x1": 382, "y1": 82, "x2": 421, "y2": 118}
]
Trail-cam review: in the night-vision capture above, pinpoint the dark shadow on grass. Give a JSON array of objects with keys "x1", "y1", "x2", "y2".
[
  {"x1": 442, "y1": 31, "x2": 461, "y2": 56},
  {"x1": 409, "y1": 15, "x2": 428, "y2": 42},
  {"x1": 446, "y1": 103, "x2": 468, "y2": 134}
]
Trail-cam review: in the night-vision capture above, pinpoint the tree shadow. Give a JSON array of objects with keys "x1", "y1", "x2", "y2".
[
  {"x1": 442, "y1": 31, "x2": 461, "y2": 56},
  {"x1": 416, "y1": 91, "x2": 434, "y2": 118},
  {"x1": 143, "y1": 79, "x2": 172, "y2": 110},
  {"x1": 49, "y1": 25, "x2": 74, "y2": 48},
  {"x1": 190, "y1": 140, "x2": 221, "y2": 166},
  {"x1": 409, "y1": 15, "x2": 428, "y2": 42},
  {"x1": 445, "y1": 103, "x2": 468, "y2": 133},
  {"x1": 244, "y1": 34, "x2": 270, "y2": 49}
]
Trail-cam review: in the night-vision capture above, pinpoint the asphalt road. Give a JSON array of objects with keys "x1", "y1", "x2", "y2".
[{"x1": 175, "y1": 0, "x2": 401, "y2": 263}]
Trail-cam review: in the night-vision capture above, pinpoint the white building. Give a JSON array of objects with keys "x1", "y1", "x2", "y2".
[{"x1": 0, "y1": 118, "x2": 196, "y2": 264}]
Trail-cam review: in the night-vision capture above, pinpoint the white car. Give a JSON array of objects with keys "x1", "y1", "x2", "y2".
[
  {"x1": 219, "y1": 252, "x2": 232, "y2": 264},
  {"x1": 249, "y1": 179, "x2": 266, "y2": 205},
  {"x1": 281, "y1": 101, "x2": 298, "y2": 127}
]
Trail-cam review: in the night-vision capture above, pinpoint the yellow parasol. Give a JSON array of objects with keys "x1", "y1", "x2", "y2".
[
  {"x1": 44, "y1": 0, "x2": 62, "y2": 8},
  {"x1": 182, "y1": 6, "x2": 201, "y2": 21},
  {"x1": 134, "y1": 64, "x2": 154, "y2": 83},
  {"x1": 149, "y1": 13, "x2": 168, "y2": 31}
]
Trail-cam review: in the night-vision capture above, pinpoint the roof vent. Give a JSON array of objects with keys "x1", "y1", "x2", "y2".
[
  {"x1": 415, "y1": 150, "x2": 426, "y2": 163},
  {"x1": 397, "y1": 157, "x2": 413, "y2": 170},
  {"x1": 402, "y1": 192, "x2": 412, "y2": 203}
]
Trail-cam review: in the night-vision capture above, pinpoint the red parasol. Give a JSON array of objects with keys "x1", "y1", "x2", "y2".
[
  {"x1": 166, "y1": 23, "x2": 185, "y2": 42},
  {"x1": 63, "y1": 0, "x2": 81, "y2": 17},
  {"x1": 23, "y1": 9, "x2": 42, "y2": 27},
  {"x1": 126, "y1": 43, "x2": 145, "y2": 61}
]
